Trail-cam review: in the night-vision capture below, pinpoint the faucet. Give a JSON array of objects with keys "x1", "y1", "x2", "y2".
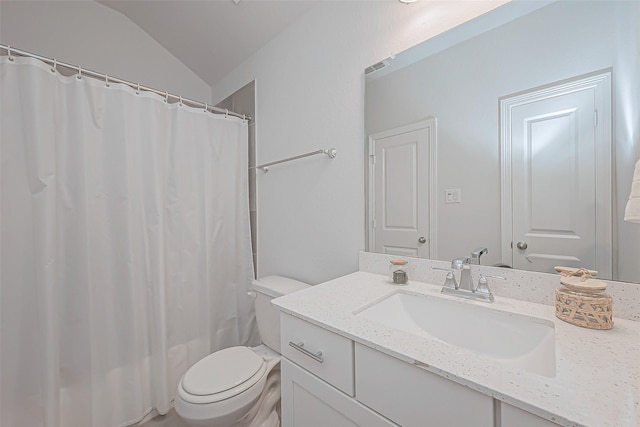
[
  {"x1": 432, "y1": 249, "x2": 504, "y2": 303},
  {"x1": 451, "y1": 257, "x2": 473, "y2": 291}
]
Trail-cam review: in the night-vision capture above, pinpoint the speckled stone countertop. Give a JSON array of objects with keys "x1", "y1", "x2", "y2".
[{"x1": 273, "y1": 271, "x2": 640, "y2": 427}]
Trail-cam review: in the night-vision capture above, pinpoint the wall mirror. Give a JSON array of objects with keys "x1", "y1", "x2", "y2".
[{"x1": 364, "y1": 0, "x2": 640, "y2": 283}]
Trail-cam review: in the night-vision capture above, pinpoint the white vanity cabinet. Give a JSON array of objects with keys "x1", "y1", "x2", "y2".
[
  {"x1": 280, "y1": 313, "x2": 561, "y2": 427},
  {"x1": 280, "y1": 313, "x2": 557, "y2": 427},
  {"x1": 280, "y1": 313, "x2": 491, "y2": 427},
  {"x1": 273, "y1": 267, "x2": 640, "y2": 427}
]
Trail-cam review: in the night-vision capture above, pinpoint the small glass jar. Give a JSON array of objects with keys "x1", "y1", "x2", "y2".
[{"x1": 389, "y1": 259, "x2": 409, "y2": 285}]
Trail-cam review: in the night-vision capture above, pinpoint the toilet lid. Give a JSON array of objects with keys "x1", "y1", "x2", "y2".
[{"x1": 182, "y1": 346, "x2": 265, "y2": 397}]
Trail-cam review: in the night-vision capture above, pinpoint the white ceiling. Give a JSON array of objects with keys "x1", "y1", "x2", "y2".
[{"x1": 99, "y1": 0, "x2": 319, "y2": 87}]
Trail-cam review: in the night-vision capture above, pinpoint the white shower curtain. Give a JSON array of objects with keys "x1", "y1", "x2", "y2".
[{"x1": 0, "y1": 57, "x2": 258, "y2": 427}]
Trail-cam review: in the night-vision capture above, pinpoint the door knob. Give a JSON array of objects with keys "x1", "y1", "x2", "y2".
[
  {"x1": 516, "y1": 241, "x2": 528, "y2": 250},
  {"x1": 418, "y1": 236, "x2": 427, "y2": 244}
]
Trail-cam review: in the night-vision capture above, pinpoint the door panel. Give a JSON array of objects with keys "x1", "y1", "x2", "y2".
[
  {"x1": 380, "y1": 142, "x2": 418, "y2": 230},
  {"x1": 372, "y1": 127, "x2": 430, "y2": 257},
  {"x1": 511, "y1": 89, "x2": 596, "y2": 273}
]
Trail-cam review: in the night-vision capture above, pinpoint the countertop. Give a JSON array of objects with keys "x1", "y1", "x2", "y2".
[{"x1": 272, "y1": 271, "x2": 640, "y2": 427}]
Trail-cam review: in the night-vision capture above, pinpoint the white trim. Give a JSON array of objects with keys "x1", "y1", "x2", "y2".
[
  {"x1": 499, "y1": 71, "x2": 613, "y2": 278},
  {"x1": 366, "y1": 118, "x2": 438, "y2": 258}
]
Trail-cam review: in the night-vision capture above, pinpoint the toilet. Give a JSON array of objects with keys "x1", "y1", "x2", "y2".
[{"x1": 174, "y1": 275, "x2": 310, "y2": 427}]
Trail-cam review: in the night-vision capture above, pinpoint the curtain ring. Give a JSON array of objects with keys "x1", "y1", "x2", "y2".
[
  {"x1": 77, "y1": 66, "x2": 82, "y2": 79},
  {"x1": 179, "y1": 96, "x2": 183, "y2": 106},
  {"x1": 204, "y1": 103, "x2": 208, "y2": 113},
  {"x1": 225, "y1": 109, "x2": 229, "y2": 118},
  {"x1": 164, "y1": 91, "x2": 169, "y2": 103},
  {"x1": 136, "y1": 83, "x2": 140, "y2": 95},
  {"x1": 7, "y1": 46, "x2": 14, "y2": 61},
  {"x1": 105, "y1": 74, "x2": 110, "y2": 87},
  {"x1": 243, "y1": 114, "x2": 246, "y2": 121},
  {"x1": 51, "y1": 59, "x2": 57, "y2": 73}
]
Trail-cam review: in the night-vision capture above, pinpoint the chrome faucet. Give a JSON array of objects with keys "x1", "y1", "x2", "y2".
[{"x1": 432, "y1": 250, "x2": 504, "y2": 303}]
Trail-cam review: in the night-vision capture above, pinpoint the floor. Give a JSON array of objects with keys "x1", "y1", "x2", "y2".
[{"x1": 139, "y1": 409, "x2": 188, "y2": 427}]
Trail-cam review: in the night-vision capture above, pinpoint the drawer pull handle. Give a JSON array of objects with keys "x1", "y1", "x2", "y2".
[{"x1": 289, "y1": 341, "x2": 324, "y2": 363}]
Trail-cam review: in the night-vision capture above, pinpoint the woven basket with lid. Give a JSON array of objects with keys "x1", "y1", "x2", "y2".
[{"x1": 554, "y1": 267, "x2": 613, "y2": 330}]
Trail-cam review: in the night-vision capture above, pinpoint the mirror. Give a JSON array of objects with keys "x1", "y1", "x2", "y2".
[{"x1": 364, "y1": 1, "x2": 640, "y2": 283}]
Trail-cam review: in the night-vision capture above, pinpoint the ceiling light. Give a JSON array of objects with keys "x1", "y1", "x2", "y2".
[{"x1": 399, "y1": 0, "x2": 418, "y2": 4}]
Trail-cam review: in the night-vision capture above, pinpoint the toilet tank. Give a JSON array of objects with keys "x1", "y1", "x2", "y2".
[{"x1": 251, "y1": 275, "x2": 310, "y2": 353}]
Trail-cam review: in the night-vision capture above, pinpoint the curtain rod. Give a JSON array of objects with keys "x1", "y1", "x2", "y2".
[
  {"x1": 251, "y1": 148, "x2": 337, "y2": 172},
  {"x1": 0, "y1": 44, "x2": 251, "y2": 122}
]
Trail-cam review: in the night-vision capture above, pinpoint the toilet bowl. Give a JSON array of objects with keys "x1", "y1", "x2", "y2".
[{"x1": 175, "y1": 276, "x2": 310, "y2": 427}]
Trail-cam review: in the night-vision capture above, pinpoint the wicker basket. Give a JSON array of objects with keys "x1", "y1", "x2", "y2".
[{"x1": 555, "y1": 288, "x2": 613, "y2": 330}]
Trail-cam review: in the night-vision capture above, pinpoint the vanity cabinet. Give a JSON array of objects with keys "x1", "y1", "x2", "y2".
[
  {"x1": 280, "y1": 313, "x2": 558, "y2": 427},
  {"x1": 355, "y1": 343, "x2": 494, "y2": 427}
]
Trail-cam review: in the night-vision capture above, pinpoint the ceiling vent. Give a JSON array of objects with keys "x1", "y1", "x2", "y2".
[{"x1": 365, "y1": 60, "x2": 389, "y2": 75}]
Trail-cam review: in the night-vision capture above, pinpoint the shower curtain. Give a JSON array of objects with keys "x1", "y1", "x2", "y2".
[{"x1": 0, "y1": 57, "x2": 258, "y2": 427}]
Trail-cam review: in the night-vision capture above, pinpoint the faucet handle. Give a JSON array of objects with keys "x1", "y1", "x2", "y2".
[
  {"x1": 483, "y1": 274, "x2": 506, "y2": 281},
  {"x1": 433, "y1": 267, "x2": 459, "y2": 290},
  {"x1": 475, "y1": 274, "x2": 505, "y2": 296}
]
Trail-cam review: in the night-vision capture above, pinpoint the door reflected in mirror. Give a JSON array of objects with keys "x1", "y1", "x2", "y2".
[{"x1": 364, "y1": 1, "x2": 640, "y2": 283}]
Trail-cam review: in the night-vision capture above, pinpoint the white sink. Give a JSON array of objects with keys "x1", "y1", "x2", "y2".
[{"x1": 354, "y1": 291, "x2": 556, "y2": 377}]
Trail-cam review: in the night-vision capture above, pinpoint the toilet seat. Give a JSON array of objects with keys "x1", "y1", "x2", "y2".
[{"x1": 178, "y1": 346, "x2": 267, "y2": 404}]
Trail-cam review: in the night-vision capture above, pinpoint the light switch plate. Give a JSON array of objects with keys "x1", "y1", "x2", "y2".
[{"x1": 445, "y1": 189, "x2": 461, "y2": 203}]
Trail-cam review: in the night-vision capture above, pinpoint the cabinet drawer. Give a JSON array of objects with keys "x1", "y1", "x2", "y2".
[
  {"x1": 355, "y1": 343, "x2": 494, "y2": 427},
  {"x1": 281, "y1": 313, "x2": 354, "y2": 396}
]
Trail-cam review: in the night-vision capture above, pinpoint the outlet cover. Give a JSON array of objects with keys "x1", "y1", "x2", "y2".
[{"x1": 445, "y1": 189, "x2": 461, "y2": 203}]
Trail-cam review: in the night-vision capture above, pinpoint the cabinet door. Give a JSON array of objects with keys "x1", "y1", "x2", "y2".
[
  {"x1": 355, "y1": 343, "x2": 494, "y2": 427},
  {"x1": 281, "y1": 358, "x2": 397, "y2": 427},
  {"x1": 501, "y1": 403, "x2": 561, "y2": 427}
]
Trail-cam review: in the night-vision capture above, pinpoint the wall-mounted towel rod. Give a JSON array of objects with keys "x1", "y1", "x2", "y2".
[{"x1": 252, "y1": 148, "x2": 337, "y2": 172}]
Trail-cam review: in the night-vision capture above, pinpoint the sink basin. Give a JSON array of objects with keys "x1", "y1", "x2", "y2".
[{"x1": 354, "y1": 291, "x2": 556, "y2": 377}]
